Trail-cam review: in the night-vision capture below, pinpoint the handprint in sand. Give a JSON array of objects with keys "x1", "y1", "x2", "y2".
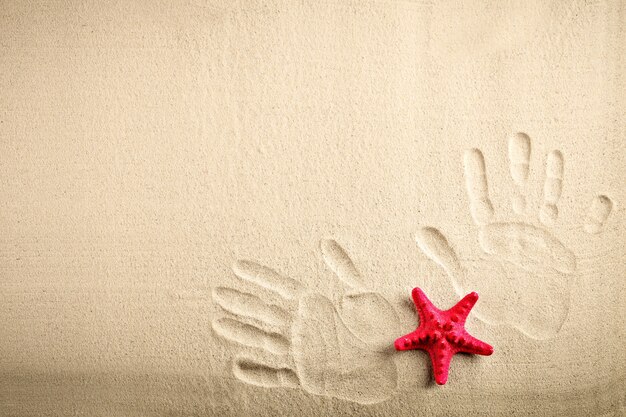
[
  {"x1": 416, "y1": 133, "x2": 613, "y2": 340},
  {"x1": 212, "y1": 239, "x2": 400, "y2": 404}
]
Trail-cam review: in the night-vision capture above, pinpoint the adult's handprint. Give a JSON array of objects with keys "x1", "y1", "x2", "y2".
[
  {"x1": 212, "y1": 239, "x2": 400, "y2": 404},
  {"x1": 416, "y1": 133, "x2": 613, "y2": 340}
]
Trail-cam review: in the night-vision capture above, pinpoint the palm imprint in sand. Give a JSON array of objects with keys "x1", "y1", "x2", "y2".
[
  {"x1": 212, "y1": 239, "x2": 400, "y2": 404},
  {"x1": 416, "y1": 133, "x2": 613, "y2": 340}
]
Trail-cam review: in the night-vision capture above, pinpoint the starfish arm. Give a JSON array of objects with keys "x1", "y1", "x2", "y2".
[
  {"x1": 411, "y1": 287, "x2": 440, "y2": 322},
  {"x1": 447, "y1": 291, "x2": 479, "y2": 324},
  {"x1": 428, "y1": 346, "x2": 453, "y2": 385},
  {"x1": 456, "y1": 332, "x2": 494, "y2": 356},
  {"x1": 394, "y1": 329, "x2": 428, "y2": 351}
]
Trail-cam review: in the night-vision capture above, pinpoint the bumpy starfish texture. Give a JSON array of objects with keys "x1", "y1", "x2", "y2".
[{"x1": 395, "y1": 287, "x2": 493, "y2": 385}]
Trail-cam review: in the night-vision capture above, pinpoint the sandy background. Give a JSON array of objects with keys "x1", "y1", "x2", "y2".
[{"x1": 0, "y1": 0, "x2": 625, "y2": 416}]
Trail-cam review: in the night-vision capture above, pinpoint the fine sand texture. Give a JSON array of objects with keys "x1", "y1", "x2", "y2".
[{"x1": 0, "y1": 1, "x2": 625, "y2": 416}]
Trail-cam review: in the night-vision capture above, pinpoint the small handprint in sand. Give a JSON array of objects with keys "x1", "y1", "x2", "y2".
[
  {"x1": 416, "y1": 133, "x2": 613, "y2": 340},
  {"x1": 212, "y1": 239, "x2": 400, "y2": 404}
]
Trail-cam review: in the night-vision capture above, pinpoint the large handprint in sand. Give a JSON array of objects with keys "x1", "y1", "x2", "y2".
[
  {"x1": 212, "y1": 239, "x2": 400, "y2": 404},
  {"x1": 416, "y1": 133, "x2": 613, "y2": 340}
]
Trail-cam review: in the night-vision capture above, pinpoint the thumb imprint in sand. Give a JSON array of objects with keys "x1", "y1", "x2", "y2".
[
  {"x1": 212, "y1": 239, "x2": 400, "y2": 405},
  {"x1": 417, "y1": 133, "x2": 614, "y2": 340}
]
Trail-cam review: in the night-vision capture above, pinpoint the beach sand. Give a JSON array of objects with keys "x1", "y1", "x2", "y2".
[{"x1": 0, "y1": 1, "x2": 624, "y2": 415}]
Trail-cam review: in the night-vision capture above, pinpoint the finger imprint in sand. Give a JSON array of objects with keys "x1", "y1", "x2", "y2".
[
  {"x1": 213, "y1": 318, "x2": 290, "y2": 355},
  {"x1": 213, "y1": 287, "x2": 291, "y2": 328},
  {"x1": 233, "y1": 356, "x2": 300, "y2": 389},
  {"x1": 508, "y1": 132, "x2": 531, "y2": 214},
  {"x1": 464, "y1": 148, "x2": 495, "y2": 226},
  {"x1": 584, "y1": 195, "x2": 613, "y2": 234},
  {"x1": 233, "y1": 260, "x2": 303, "y2": 300},
  {"x1": 539, "y1": 150, "x2": 564, "y2": 226}
]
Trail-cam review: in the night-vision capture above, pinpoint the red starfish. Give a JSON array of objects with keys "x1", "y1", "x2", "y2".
[{"x1": 394, "y1": 288, "x2": 493, "y2": 385}]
